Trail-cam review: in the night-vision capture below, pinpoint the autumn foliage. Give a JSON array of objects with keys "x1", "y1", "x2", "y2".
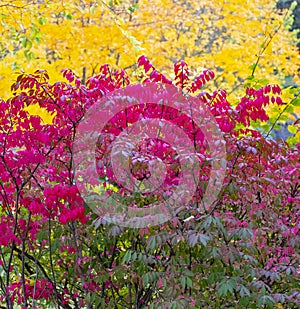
[
  {"x1": 0, "y1": 0, "x2": 299, "y2": 101},
  {"x1": 0, "y1": 56, "x2": 299, "y2": 308}
]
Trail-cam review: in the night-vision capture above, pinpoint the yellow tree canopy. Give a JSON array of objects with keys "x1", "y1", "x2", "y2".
[{"x1": 0, "y1": 0, "x2": 299, "y2": 103}]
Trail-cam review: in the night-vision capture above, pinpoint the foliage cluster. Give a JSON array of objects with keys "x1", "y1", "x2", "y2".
[{"x1": 0, "y1": 56, "x2": 299, "y2": 308}]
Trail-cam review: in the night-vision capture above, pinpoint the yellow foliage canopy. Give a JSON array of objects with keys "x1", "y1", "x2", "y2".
[{"x1": 0, "y1": 0, "x2": 299, "y2": 106}]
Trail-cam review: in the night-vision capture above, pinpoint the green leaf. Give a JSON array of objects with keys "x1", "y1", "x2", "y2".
[
  {"x1": 284, "y1": 105, "x2": 294, "y2": 114},
  {"x1": 120, "y1": 28, "x2": 145, "y2": 52},
  {"x1": 258, "y1": 78, "x2": 269, "y2": 86},
  {"x1": 218, "y1": 283, "x2": 228, "y2": 296},
  {"x1": 201, "y1": 215, "x2": 213, "y2": 229},
  {"x1": 228, "y1": 182, "x2": 234, "y2": 194},
  {"x1": 37, "y1": 16, "x2": 46, "y2": 25},
  {"x1": 288, "y1": 87, "x2": 299, "y2": 95},
  {"x1": 122, "y1": 250, "x2": 132, "y2": 264},
  {"x1": 180, "y1": 276, "x2": 186, "y2": 289},
  {"x1": 148, "y1": 237, "x2": 156, "y2": 250},
  {"x1": 188, "y1": 232, "x2": 198, "y2": 247},
  {"x1": 239, "y1": 285, "x2": 251, "y2": 297},
  {"x1": 199, "y1": 233, "x2": 210, "y2": 246},
  {"x1": 21, "y1": 37, "x2": 27, "y2": 48},
  {"x1": 238, "y1": 228, "x2": 253, "y2": 240},
  {"x1": 292, "y1": 98, "x2": 300, "y2": 106},
  {"x1": 65, "y1": 13, "x2": 73, "y2": 20},
  {"x1": 131, "y1": 251, "x2": 137, "y2": 261},
  {"x1": 24, "y1": 49, "x2": 34, "y2": 61},
  {"x1": 248, "y1": 65, "x2": 256, "y2": 72},
  {"x1": 51, "y1": 239, "x2": 61, "y2": 251},
  {"x1": 142, "y1": 272, "x2": 161, "y2": 287},
  {"x1": 257, "y1": 295, "x2": 275, "y2": 307},
  {"x1": 288, "y1": 125, "x2": 297, "y2": 135},
  {"x1": 286, "y1": 135, "x2": 299, "y2": 146},
  {"x1": 128, "y1": 4, "x2": 138, "y2": 13},
  {"x1": 186, "y1": 277, "x2": 193, "y2": 288},
  {"x1": 278, "y1": 114, "x2": 289, "y2": 121},
  {"x1": 290, "y1": 1, "x2": 298, "y2": 11},
  {"x1": 211, "y1": 247, "x2": 221, "y2": 258},
  {"x1": 37, "y1": 229, "x2": 47, "y2": 242}
]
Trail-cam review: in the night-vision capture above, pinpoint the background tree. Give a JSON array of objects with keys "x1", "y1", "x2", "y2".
[
  {"x1": 0, "y1": 0, "x2": 299, "y2": 102},
  {"x1": 277, "y1": 0, "x2": 300, "y2": 49}
]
